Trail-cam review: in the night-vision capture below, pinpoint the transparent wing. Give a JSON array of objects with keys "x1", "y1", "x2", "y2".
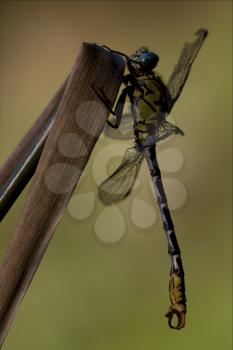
[
  {"x1": 104, "y1": 113, "x2": 135, "y2": 140},
  {"x1": 167, "y1": 29, "x2": 208, "y2": 113},
  {"x1": 157, "y1": 120, "x2": 184, "y2": 141},
  {"x1": 139, "y1": 117, "x2": 184, "y2": 145},
  {"x1": 98, "y1": 146, "x2": 144, "y2": 205}
]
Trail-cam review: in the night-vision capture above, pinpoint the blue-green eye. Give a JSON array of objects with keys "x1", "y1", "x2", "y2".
[{"x1": 140, "y1": 52, "x2": 159, "y2": 70}]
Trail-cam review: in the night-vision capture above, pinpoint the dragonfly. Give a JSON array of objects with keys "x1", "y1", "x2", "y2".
[{"x1": 92, "y1": 29, "x2": 208, "y2": 330}]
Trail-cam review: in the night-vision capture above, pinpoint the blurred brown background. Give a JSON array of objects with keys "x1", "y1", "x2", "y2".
[{"x1": 0, "y1": 1, "x2": 232, "y2": 350}]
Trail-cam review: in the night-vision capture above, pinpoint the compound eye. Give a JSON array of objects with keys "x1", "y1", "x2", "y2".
[{"x1": 140, "y1": 53, "x2": 150, "y2": 62}]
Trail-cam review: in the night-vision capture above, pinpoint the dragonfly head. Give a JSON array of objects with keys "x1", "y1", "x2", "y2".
[
  {"x1": 101, "y1": 45, "x2": 159, "y2": 75},
  {"x1": 127, "y1": 47, "x2": 159, "y2": 75}
]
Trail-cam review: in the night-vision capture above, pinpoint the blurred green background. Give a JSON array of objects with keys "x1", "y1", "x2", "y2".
[{"x1": 0, "y1": 1, "x2": 232, "y2": 349}]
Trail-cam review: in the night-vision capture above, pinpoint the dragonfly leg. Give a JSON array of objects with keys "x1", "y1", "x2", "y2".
[
  {"x1": 92, "y1": 84, "x2": 130, "y2": 129},
  {"x1": 143, "y1": 145, "x2": 186, "y2": 330},
  {"x1": 92, "y1": 85, "x2": 115, "y2": 115}
]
